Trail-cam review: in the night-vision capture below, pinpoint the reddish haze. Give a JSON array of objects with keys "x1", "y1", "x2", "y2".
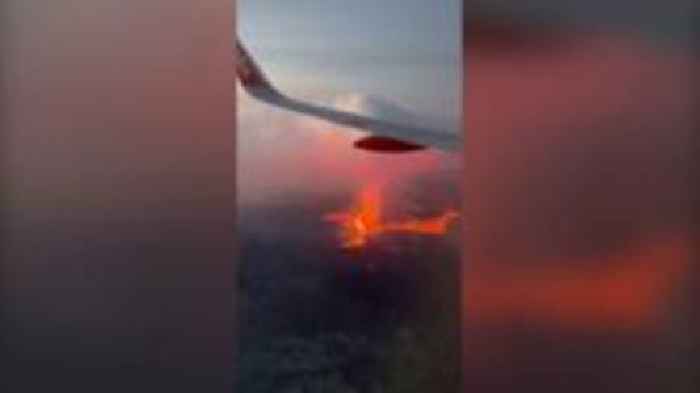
[
  {"x1": 463, "y1": 31, "x2": 697, "y2": 333},
  {"x1": 237, "y1": 93, "x2": 456, "y2": 206},
  {"x1": 464, "y1": 235, "x2": 691, "y2": 331}
]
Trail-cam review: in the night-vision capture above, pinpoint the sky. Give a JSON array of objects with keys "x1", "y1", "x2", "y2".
[
  {"x1": 238, "y1": 0, "x2": 461, "y2": 110},
  {"x1": 237, "y1": 0, "x2": 461, "y2": 207}
]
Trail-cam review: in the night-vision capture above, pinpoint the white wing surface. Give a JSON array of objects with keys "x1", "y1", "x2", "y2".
[{"x1": 234, "y1": 39, "x2": 460, "y2": 153}]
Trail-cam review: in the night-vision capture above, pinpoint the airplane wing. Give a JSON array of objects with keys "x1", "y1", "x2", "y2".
[{"x1": 234, "y1": 39, "x2": 461, "y2": 153}]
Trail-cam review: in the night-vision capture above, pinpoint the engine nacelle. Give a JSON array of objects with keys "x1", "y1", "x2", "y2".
[{"x1": 353, "y1": 136, "x2": 427, "y2": 153}]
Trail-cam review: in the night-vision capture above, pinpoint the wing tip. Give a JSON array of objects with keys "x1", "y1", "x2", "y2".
[{"x1": 235, "y1": 39, "x2": 277, "y2": 94}]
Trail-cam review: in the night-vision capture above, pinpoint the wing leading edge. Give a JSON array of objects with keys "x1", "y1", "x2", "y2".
[{"x1": 234, "y1": 39, "x2": 460, "y2": 152}]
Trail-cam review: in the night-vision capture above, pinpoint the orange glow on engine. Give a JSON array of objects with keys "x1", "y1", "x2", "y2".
[{"x1": 324, "y1": 184, "x2": 458, "y2": 249}]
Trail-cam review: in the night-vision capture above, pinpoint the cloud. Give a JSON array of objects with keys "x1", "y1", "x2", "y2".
[{"x1": 330, "y1": 93, "x2": 424, "y2": 126}]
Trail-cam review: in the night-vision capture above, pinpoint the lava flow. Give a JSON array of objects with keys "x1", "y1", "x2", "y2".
[{"x1": 323, "y1": 184, "x2": 459, "y2": 249}]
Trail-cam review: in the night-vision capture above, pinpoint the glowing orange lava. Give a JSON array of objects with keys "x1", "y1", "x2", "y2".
[{"x1": 324, "y1": 184, "x2": 458, "y2": 249}]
